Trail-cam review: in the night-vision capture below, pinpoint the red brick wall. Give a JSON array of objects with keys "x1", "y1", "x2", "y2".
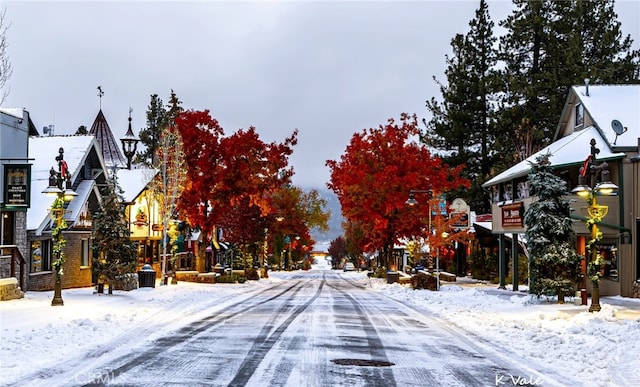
[{"x1": 27, "y1": 231, "x2": 93, "y2": 291}]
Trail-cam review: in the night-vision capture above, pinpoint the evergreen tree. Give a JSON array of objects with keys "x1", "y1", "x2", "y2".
[
  {"x1": 423, "y1": 0, "x2": 500, "y2": 213},
  {"x1": 524, "y1": 154, "x2": 581, "y2": 302},
  {"x1": 136, "y1": 94, "x2": 166, "y2": 167},
  {"x1": 75, "y1": 125, "x2": 88, "y2": 135},
  {"x1": 92, "y1": 172, "x2": 137, "y2": 294},
  {"x1": 164, "y1": 89, "x2": 184, "y2": 127}
]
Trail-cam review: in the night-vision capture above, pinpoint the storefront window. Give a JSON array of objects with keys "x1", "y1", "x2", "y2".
[
  {"x1": 136, "y1": 240, "x2": 160, "y2": 265},
  {"x1": 31, "y1": 239, "x2": 52, "y2": 272},
  {"x1": 80, "y1": 239, "x2": 90, "y2": 267},
  {"x1": 599, "y1": 243, "x2": 618, "y2": 280}
]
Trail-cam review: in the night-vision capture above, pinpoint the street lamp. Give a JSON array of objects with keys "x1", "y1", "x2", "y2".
[
  {"x1": 42, "y1": 147, "x2": 77, "y2": 306},
  {"x1": 571, "y1": 138, "x2": 618, "y2": 312},
  {"x1": 406, "y1": 188, "x2": 438, "y2": 283},
  {"x1": 120, "y1": 108, "x2": 140, "y2": 170},
  {"x1": 406, "y1": 188, "x2": 434, "y2": 233},
  {"x1": 435, "y1": 232, "x2": 450, "y2": 291}
]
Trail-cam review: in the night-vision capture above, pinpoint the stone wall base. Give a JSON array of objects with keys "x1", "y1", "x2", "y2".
[{"x1": 0, "y1": 277, "x2": 24, "y2": 301}]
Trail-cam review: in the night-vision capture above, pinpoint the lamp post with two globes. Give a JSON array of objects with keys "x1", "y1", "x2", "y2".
[
  {"x1": 571, "y1": 138, "x2": 618, "y2": 312},
  {"x1": 42, "y1": 147, "x2": 77, "y2": 306}
]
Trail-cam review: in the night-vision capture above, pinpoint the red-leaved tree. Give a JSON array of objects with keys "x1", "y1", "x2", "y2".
[
  {"x1": 176, "y1": 113, "x2": 299, "y2": 271},
  {"x1": 174, "y1": 109, "x2": 224, "y2": 233},
  {"x1": 326, "y1": 113, "x2": 470, "y2": 268}
]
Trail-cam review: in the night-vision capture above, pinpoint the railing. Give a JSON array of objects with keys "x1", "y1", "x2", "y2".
[
  {"x1": 0, "y1": 245, "x2": 26, "y2": 290},
  {"x1": 160, "y1": 251, "x2": 194, "y2": 271}
]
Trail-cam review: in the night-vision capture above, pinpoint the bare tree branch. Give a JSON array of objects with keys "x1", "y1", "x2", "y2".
[{"x1": 0, "y1": 7, "x2": 12, "y2": 105}]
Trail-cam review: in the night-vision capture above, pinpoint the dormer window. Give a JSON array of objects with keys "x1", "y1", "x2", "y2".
[{"x1": 575, "y1": 103, "x2": 584, "y2": 127}]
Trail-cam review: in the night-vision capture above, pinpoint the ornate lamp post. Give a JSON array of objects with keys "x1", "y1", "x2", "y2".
[
  {"x1": 120, "y1": 108, "x2": 140, "y2": 170},
  {"x1": 571, "y1": 138, "x2": 618, "y2": 312},
  {"x1": 42, "y1": 147, "x2": 77, "y2": 306}
]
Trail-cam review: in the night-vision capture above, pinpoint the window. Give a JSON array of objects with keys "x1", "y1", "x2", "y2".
[
  {"x1": 575, "y1": 104, "x2": 584, "y2": 127},
  {"x1": 599, "y1": 243, "x2": 618, "y2": 280},
  {"x1": 81, "y1": 238, "x2": 90, "y2": 267},
  {"x1": 31, "y1": 239, "x2": 52, "y2": 272}
]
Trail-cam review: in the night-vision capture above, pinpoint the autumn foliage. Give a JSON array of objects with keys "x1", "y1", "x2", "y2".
[
  {"x1": 326, "y1": 113, "x2": 470, "y2": 267},
  {"x1": 174, "y1": 109, "x2": 310, "y2": 259}
]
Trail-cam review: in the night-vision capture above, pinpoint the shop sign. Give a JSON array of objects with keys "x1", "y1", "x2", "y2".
[
  {"x1": 501, "y1": 202, "x2": 524, "y2": 228},
  {"x1": 3, "y1": 164, "x2": 30, "y2": 207},
  {"x1": 449, "y1": 198, "x2": 470, "y2": 229}
]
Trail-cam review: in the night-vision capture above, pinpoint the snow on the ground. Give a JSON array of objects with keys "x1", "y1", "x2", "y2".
[
  {"x1": 1, "y1": 271, "x2": 639, "y2": 386},
  {"x1": 370, "y1": 277, "x2": 640, "y2": 387}
]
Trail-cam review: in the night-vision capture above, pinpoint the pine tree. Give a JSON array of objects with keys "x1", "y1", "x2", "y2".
[
  {"x1": 92, "y1": 172, "x2": 137, "y2": 294},
  {"x1": 136, "y1": 94, "x2": 166, "y2": 167},
  {"x1": 424, "y1": 0, "x2": 500, "y2": 213},
  {"x1": 524, "y1": 154, "x2": 581, "y2": 302},
  {"x1": 164, "y1": 89, "x2": 184, "y2": 127}
]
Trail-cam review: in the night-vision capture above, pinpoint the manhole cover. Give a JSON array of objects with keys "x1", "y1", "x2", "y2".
[{"x1": 331, "y1": 359, "x2": 395, "y2": 367}]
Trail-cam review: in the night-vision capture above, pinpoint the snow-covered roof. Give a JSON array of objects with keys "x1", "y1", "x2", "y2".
[
  {"x1": 570, "y1": 84, "x2": 640, "y2": 149},
  {"x1": 115, "y1": 168, "x2": 158, "y2": 203},
  {"x1": 0, "y1": 107, "x2": 25, "y2": 119},
  {"x1": 27, "y1": 135, "x2": 105, "y2": 230},
  {"x1": 483, "y1": 126, "x2": 625, "y2": 187}
]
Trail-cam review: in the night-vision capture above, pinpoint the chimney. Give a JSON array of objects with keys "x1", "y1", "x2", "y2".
[{"x1": 585, "y1": 78, "x2": 590, "y2": 96}]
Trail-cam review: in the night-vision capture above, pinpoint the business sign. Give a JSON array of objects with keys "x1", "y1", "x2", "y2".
[
  {"x1": 449, "y1": 198, "x2": 470, "y2": 229},
  {"x1": 501, "y1": 202, "x2": 524, "y2": 228},
  {"x1": 3, "y1": 164, "x2": 31, "y2": 208}
]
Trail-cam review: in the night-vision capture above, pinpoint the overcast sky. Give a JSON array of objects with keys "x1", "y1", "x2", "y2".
[{"x1": 3, "y1": 0, "x2": 639, "y2": 188}]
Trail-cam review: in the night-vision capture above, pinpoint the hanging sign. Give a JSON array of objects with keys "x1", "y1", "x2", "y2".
[{"x1": 3, "y1": 165, "x2": 31, "y2": 208}]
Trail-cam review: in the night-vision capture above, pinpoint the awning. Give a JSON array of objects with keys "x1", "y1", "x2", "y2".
[
  {"x1": 473, "y1": 222, "x2": 527, "y2": 243},
  {"x1": 483, "y1": 126, "x2": 625, "y2": 187}
]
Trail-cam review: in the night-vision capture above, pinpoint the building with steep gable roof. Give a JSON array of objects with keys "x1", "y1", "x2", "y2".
[
  {"x1": 89, "y1": 109, "x2": 127, "y2": 169},
  {"x1": 26, "y1": 134, "x2": 109, "y2": 291},
  {"x1": 482, "y1": 83, "x2": 639, "y2": 298}
]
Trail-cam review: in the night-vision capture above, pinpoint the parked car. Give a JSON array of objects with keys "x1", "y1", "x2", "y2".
[{"x1": 343, "y1": 262, "x2": 355, "y2": 272}]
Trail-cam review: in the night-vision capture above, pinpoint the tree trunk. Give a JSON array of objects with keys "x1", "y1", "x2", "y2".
[{"x1": 556, "y1": 287, "x2": 564, "y2": 304}]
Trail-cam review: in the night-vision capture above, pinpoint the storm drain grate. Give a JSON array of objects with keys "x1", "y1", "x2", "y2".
[{"x1": 331, "y1": 359, "x2": 395, "y2": 367}]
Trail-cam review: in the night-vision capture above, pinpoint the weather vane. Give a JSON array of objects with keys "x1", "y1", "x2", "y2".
[{"x1": 97, "y1": 86, "x2": 104, "y2": 109}]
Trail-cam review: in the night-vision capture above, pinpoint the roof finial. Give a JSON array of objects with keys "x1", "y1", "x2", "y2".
[
  {"x1": 129, "y1": 106, "x2": 133, "y2": 122},
  {"x1": 97, "y1": 86, "x2": 104, "y2": 109}
]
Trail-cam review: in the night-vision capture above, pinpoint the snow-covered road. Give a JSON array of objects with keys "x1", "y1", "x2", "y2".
[{"x1": 2, "y1": 270, "x2": 639, "y2": 386}]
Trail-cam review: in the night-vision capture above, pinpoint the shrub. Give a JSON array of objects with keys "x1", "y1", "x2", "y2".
[{"x1": 216, "y1": 274, "x2": 246, "y2": 284}]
